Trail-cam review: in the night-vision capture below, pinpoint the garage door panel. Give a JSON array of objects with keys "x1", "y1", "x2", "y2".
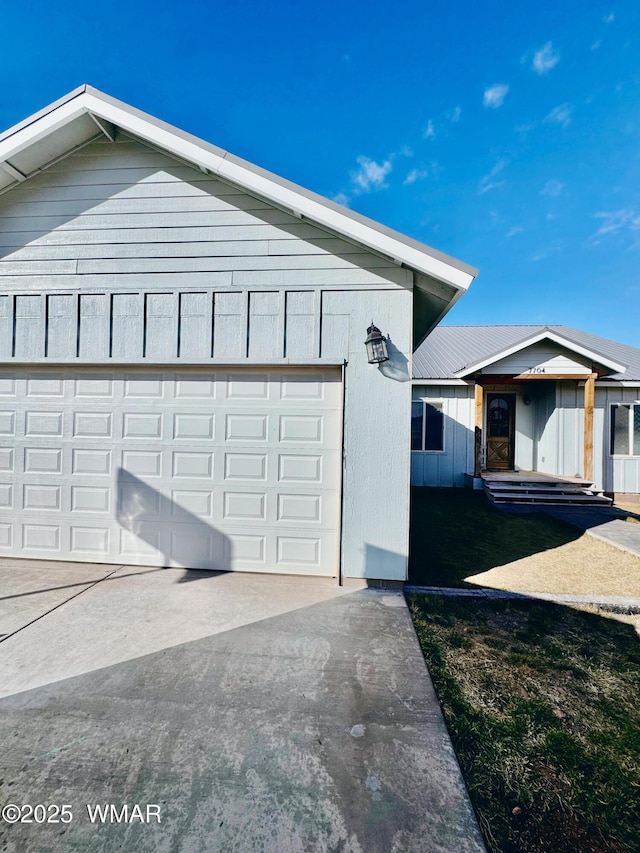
[
  {"x1": 0, "y1": 367, "x2": 341, "y2": 575},
  {"x1": 70, "y1": 525, "x2": 110, "y2": 556},
  {"x1": 73, "y1": 412, "x2": 113, "y2": 438},
  {"x1": 0, "y1": 448, "x2": 13, "y2": 471},
  {"x1": 71, "y1": 485, "x2": 110, "y2": 513},
  {"x1": 0, "y1": 411, "x2": 15, "y2": 435},
  {"x1": 72, "y1": 448, "x2": 112, "y2": 475},
  {"x1": 0, "y1": 523, "x2": 12, "y2": 547}
]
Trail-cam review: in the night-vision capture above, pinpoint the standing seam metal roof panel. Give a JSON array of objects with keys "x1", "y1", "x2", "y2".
[{"x1": 412, "y1": 325, "x2": 640, "y2": 381}]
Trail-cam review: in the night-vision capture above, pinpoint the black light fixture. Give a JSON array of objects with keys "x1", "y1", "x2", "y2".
[{"x1": 365, "y1": 322, "x2": 389, "y2": 364}]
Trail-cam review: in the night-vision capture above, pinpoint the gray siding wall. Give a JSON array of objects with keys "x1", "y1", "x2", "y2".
[
  {"x1": 554, "y1": 381, "x2": 584, "y2": 479},
  {"x1": 410, "y1": 380, "x2": 640, "y2": 493},
  {"x1": 484, "y1": 342, "x2": 591, "y2": 375},
  {"x1": 0, "y1": 136, "x2": 410, "y2": 364},
  {"x1": 533, "y1": 383, "x2": 558, "y2": 475},
  {"x1": 0, "y1": 134, "x2": 414, "y2": 580},
  {"x1": 411, "y1": 385, "x2": 474, "y2": 487},
  {"x1": 595, "y1": 386, "x2": 640, "y2": 493}
]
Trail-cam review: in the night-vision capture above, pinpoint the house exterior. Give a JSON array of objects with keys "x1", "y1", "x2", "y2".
[
  {"x1": 0, "y1": 86, "x2": 476, "y2": 582},
  {"x1": 412, "y1": 325, "x2": 640, "y2": 498}
]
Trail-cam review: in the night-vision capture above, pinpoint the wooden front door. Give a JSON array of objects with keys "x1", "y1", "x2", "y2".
[{"x1": 486, "y1": 393, "x2": 515, "y2": 470}]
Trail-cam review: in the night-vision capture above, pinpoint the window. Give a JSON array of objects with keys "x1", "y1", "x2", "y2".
[
  {"x1": 411, "y1": 401, "x2": 444, "y2": 451},
  {"x1": 610, "y1": 403, "x2": 640, "y2": 456}
]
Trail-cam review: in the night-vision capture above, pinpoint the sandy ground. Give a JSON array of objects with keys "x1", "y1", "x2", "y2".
[{"x1": 465, "y1": 532, "x2": 640, "y2": 597}]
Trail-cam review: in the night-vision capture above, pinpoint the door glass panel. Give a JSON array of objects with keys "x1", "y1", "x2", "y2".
[{"x1": 488, "y1": 398, "x2": 510, "y2": 438}]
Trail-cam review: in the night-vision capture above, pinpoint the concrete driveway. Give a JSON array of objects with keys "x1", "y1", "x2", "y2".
[{"x1": 0, "y1": 561, "x2": 484, "y2": 853}]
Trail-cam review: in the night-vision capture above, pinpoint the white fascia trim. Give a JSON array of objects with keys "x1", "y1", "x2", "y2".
[
  {"x1": 453, "y1": 329, "x2": 627, "y2": 377},
  {"x1": 411, "y1": 378, "x2": 470, "y2": 385},
  {"x1": 0, "y1": 89, "x2": 475, "y2": 292},
  {"x1": 90, "y1": 93, "x2": 473, "y2": 289},
  {"x1": 0, "y1": 100, "x2": 89, "y2": 163}
]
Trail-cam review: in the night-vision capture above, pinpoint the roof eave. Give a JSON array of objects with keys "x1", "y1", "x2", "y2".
[
  {"x1": 452, "y1": 329, "x2": 627, "y2": 378},
  {"x1": 0, "y1": 86, "x2": 478, "y2": 293}
]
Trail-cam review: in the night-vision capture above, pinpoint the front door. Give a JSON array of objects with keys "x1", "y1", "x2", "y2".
[{"x1": 486, "y1": 393, "x2": 515, "y2": 470}]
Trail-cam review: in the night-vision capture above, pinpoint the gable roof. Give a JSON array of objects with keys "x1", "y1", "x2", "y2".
[
  {"x1": 0, "y1": 85, "x2": 477, "y2": 302},
  {"x1": 413, "y1": 325, "x2": 640, "y2": 382}
]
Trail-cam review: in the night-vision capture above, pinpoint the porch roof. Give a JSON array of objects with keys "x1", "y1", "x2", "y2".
[{"x1": 413, "y1": 325, "x2": 640, "y2": 382}]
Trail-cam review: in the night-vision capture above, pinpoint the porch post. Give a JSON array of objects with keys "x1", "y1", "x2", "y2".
[
  {"x1": 474, "y1": 381, "x2": 483, "y2": 477},
  {"x1": 583, "y1": 373, "x2": 596, "y2": 482}
]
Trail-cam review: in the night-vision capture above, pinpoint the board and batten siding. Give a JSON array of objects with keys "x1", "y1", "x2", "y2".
[
  {"x1": 0, "y1": 133, "x2": 414, "y2": 581},
  {"x1": 411, "y1": 385, "x2": 475, "y2": 487},
  {"x1": 538, "y1": 383, "x2": 640, "y2": 492},
  {"x1": 0, "y1": 136, "x2": 410, "y2": 364},
  {"x1": 595, "y1": 386, "x2": 640, "y2": 493}
]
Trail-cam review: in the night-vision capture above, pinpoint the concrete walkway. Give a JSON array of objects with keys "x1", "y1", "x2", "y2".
[
  {"x1": 542, "y1": 505, "x2": 640, "y2": 559},
  {"x1": 405, "y1": 584, "x2": 640, "y2": 613},
  {"x1": 0, "y1": 561, "x2": 485, "y2": 853}
]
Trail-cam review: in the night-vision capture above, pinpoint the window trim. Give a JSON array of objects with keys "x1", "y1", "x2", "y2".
[
  {"x1": 411, "y1": 398, "x2": 445, "y2": 453},
  {"x1": 609, "y1": 401, "x2": 640, "y2": 458}
]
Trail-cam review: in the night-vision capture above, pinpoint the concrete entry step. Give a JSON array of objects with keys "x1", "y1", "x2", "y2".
[
  {"x1": 481, "y1": 471, "x2": 612, "y2": 508},
  {"x1": 489, "y1": 492, "x2": 613, "y2": 505}
]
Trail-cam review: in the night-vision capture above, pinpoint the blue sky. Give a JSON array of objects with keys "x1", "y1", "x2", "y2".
[{"x1": 2, "y1": 0, "x2": 639, "y2": 345}]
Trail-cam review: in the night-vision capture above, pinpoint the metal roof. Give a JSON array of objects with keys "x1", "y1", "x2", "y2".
[
  {"x1": 0, "y1": 85, "x2": 478, "y2": 292},
  {"x1": 413, "y1": 325, "x2": 640, "y2": 382}
]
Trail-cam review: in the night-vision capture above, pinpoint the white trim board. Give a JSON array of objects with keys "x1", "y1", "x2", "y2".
[
  {"x1": 452, "y1": 329, "x2": 626, "y2": 378},
  {"x1": 0, "y1": 86, "x2": 477, "y2": 292}
]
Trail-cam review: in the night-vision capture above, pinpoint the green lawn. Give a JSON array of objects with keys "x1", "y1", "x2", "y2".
[{"x1": 408, "y1": 594, "x2": 640, "y2": 853}]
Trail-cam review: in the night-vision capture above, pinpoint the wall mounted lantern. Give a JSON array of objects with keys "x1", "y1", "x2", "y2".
[
  {"x1": 523, "y1": 394, "x2": 532, "y2": 406},
  {"x1": 365, "y1": 322, "x2": 389, "y2": 364}
]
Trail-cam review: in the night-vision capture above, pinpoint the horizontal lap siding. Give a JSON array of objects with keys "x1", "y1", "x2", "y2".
[
  {"x1": 0, "y1": 138, "x2": 409, "y2": 287},
  {"x1": 0, "y1": 137, "x2": 409, "y2": 365},
  {"x1": 486, "y1": 343, "x2": 592, "y2": 375}
]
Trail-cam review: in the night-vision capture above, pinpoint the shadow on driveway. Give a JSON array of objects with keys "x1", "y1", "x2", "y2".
[{"x1": 0, "y1": 579, "x2": 484, "y2": 853}]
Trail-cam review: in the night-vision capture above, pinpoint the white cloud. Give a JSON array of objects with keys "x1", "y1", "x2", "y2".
[
  {"x1": 593, "y1": 209, "x2": 640, "y2": 236},
  {"x1": 529, "y1": 243, "x2": 561, "y2": 262},
  {"x1": 604, "y1": 12, "x2": 615, "y2": 23},
  {"x1": 333, "y1": 192, "x2": 350, "y2": 207},
  {"x1": 350, "y1": 156, "x2": 392, "y2": 193},
  {"x1": 404, "y1": 168, "x2": 429, "y2": 185},
  {"x1": 591, "y1": 40, "x2": 601, "y2": 50},
  {"x1": 540, "y1": 180, "x2": 564, "y2": 197},
  {"x1": 447, "y1": 106, "x2": 462, "y2": 123},
  {"x1": 544, "y1": 103, "x2": 573, "y2": 128},
  {"x1": 506, "y1": 226, "x2": 523, "y2": 238},
  {"x1": 479, "y1": 159, "x2": 507, "y2": 194},
  {"x1": 532, "y1": 42, "x2": 560, "y2": 74},
  {"x1": 483, "y1": 84, "x2": 509, "y2": 109},
  {"x1": 423, "y1": 120, "x2": 435, "y2": 139}
]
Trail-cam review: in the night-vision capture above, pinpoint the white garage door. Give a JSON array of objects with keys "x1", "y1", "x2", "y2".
[{"x1": 0, "y1": 367, "x2": 342, "y2": 576}]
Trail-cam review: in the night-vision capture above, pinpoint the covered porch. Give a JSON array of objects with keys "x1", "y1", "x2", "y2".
[
  {"x1": 456, "y1": 329, "x2": 627, "y2": 487},
  {"x1": 471, "y1": 373, "x2": 598, "y2": 481}
]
